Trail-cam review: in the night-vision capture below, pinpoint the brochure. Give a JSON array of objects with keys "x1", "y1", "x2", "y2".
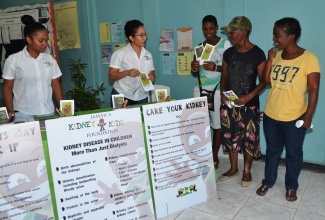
[
  {"x1": 0, "y1": 107, "x2": 8, "y2": 124},
  {"x1": 194, "y1": 44, "x2": 204, "y2": 60},
  {"x1": 139, "y1": 73, "x2": 154, "y2": 92},
  {"x1": 112, "y1": 94, "x2": 124, "y2": 108},
  {"x1": 222, "y1": 90, "x2": 243, "y2": 108},
  {"x1": 60, "y1": 100, "x2": 75, "y2": 116},
  {"x1": 155, "y1": 89, "x2": 168, "y2": 102},
  {"x1": 201, "y1": 43, "x2": 215, "y2": 61}
]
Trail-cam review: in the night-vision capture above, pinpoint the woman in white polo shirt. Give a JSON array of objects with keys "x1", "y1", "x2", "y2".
[
  {"x1": 2, "y1": 15, "x2": 63, "y2": 120},
  {"x1": 109, "y1": 19, "x2": 155, "y2": 106}
]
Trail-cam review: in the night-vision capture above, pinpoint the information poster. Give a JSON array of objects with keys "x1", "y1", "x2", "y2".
[
  {"x1": 162, "y1": 53, "x2": 176, "y2": 75},
  {"x1": 111, "y1": 21, "x2": 122, "y2": 42},
  {"x1": 45, "y1": 109, "x2": 154, "y2": 220},
  {"x1": 113, "y1": 44, "x2": 125, "y2": 52},
  {"x1": 0, "y1": 10, "x2": 38, "y2": 41},
  {"x1": 99, "y1": 22, "x2": 111, "y2": 43},
  {"x1": 159, "y1": 29, "x2": 174, "y2": 52},
  {"x1": 142, "y1": 97, "x2": 217, "y2": 219},
  {"x1": 177, "y1": 27, "x2": 193, "y2": 52},
  {"x1": 54, "y1": 1, "x2": 81, "y2": 50},
  {"x1": 177, "y1": 52, "x2": 193, "y2": 75},
  {"x1": 101, "y1": 45, "x2": 113, "y2": 64},
  {"x1": 0, "y1": 122, "x2": 54, "y2": 220}
]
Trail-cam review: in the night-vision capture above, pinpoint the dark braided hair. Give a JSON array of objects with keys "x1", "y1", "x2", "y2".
[{"x1": 275, "y1": 17, "x2": 301, "y2": 40}]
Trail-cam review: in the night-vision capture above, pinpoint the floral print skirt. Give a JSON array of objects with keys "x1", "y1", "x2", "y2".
[{"x1": 220, "y1": 105, "x2": 261, "y2": 158}]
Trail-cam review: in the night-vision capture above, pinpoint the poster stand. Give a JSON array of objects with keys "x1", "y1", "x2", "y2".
[{"x1": 0, "y1": 97, "x2": 216, "y2": 220}]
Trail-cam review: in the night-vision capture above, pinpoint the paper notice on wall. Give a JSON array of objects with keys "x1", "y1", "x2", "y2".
[
  {"x1": 177, "y1": 52, "x2": 193, "y2": 75},
  {"x1": 162, "y1": 53, "x2": 176, "y2": 75},
  {"x1": 111, "y1": 21, "x2": 122, "y2": 42},
  {"x1": 159, "y1": 29, "x2": 174, "y2": 52},
  {"x1": 99, "y1": 22, "x2": 111, "y2": 43},
  {"x1": 142, "y1": 97, "x2": 216, "y2": 219},
  {"x1": 177, "y1": 27, "x2": 193, "y2": 52},
  {"x1": 54, "y1": 1, "x2": 81, "y2": 50},
  {"x1": 0, "y1": 122, "x2": 54, "y2": 220},
  {"x1": 114, "y1": 44, "x2": 125, "y2": 52},
  {"x1": 101, "y1": 45, "x2": 113, "y2": 64},
  {"x1": 45, "y1": 108, "x2": 154, "y2": 220}
]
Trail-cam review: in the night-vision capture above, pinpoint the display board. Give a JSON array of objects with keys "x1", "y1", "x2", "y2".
[
  {"x1": 0, "y1": 2, "x2": 59, "y2": 79},
  {"x1": 142, "y1": 97, "x2": 217, "y2": 219},
  {"x1": 0, "y1": 122, "x2": 54, "y2": 220},
  {"x1": 0, "y1": 98, "x2": 216, "y2": 219},
  {"x1": 45, "y1": 108, "x2": 154, "y2": 220}
]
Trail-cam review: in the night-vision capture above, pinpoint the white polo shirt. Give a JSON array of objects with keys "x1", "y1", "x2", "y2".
[
  {"x1": 2, "y1": 47, "x2": 62, "y2": 115},
  {"x1": 110, "y1": 43, "x2": 155, "y2": 101}
]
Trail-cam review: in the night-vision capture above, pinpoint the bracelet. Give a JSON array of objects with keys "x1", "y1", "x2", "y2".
[
  {"x1": 191, "y1": 68, "x2": 199, "y2": 73},
  {"x1": 214, "y1": 63, "x2": 218, "y2": 71}
]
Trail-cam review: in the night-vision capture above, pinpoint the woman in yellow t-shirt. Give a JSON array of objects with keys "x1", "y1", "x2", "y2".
[{"x1": 256, "y1": 17, "x2": 320, "y2": 202}]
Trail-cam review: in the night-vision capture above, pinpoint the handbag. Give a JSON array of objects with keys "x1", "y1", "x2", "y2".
[{"x1": 198, "y1": 73, "x2": 219, "y2": 112}]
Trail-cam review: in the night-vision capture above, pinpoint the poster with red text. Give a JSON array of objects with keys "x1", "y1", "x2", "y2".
[
  {"x1": 45, "y1": 108, "x2": 154, "y2": 220},
  {"x1": 142, "y1": 97, "x2": 216, "y2": 219}
]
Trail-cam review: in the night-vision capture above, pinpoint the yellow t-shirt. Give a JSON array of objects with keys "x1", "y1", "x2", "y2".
[{"x1": 264, "y1": 51, "x2": 320, "y2": 121}]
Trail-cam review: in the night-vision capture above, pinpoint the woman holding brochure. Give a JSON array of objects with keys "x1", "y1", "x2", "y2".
[
  {"x1": 219, "y1": 16, "x2": 266, "y2": 187},
  {"x1": 191, "y1": 15, "x2": 231, "y2": 170},
  {"x1": 109, "y1": 19, "x2": 155, "y2": 106},
  {"x1": 2, "y1": 15, "x2": 63, "y2": 121},
  {"x1": 256, "y1": 18, "x2": 320, "y2": 201}
]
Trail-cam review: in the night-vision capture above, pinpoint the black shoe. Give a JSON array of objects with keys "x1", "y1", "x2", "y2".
[
  {"x1": 286, "y1": 189, "x2": 297, "y2": 202},
  {"x1": 256, "y1": 185, "x2": 269, "y2": 196}
]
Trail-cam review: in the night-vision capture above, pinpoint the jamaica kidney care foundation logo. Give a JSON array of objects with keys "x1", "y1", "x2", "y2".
[{"x1": 176, "y1": 184, "x2": 197, "y2": 198}]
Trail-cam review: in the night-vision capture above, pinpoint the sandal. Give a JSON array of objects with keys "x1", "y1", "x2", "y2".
[
  {"x1": 241, "y1": 171, "x2": 252, "y2": 187},
  {"x1": 219, "y1": 170, "x2": 239, "y2": 181},
  {"x1": 286, "y1": 189, "x2": 297, "y2": 202},
  {"x1": 256, "y1": 184, "x2": 269, "y2": 196}
]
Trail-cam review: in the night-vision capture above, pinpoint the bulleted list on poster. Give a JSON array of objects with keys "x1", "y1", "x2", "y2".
[
  {"x1": 142, "y1": 97, "x2": 217, "y2": 219},
  {"x1": 45, "y1": 108, "x2": 154, "y2": 220},
  {"x1": 0, "y1": 122, "x2": 54, "y2": 220}
]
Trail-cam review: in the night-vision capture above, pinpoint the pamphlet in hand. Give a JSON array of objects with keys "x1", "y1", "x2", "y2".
[
  {"x1": 0, "y1": 107, "x2": 9, "y2": 124},
  {"x1": 139, "y1": 73, "x2": 154, "y2": 92},
  {"x1": 194, "y1": 45, "x2": 204, "y2": 60},
  {"x1": 201, "y1": 43, "x2": 215, "y2": 61},
  {"x1": 222, "y1": 90, "x2": 243, "y2": 108},
  {"x1": 195, "y1": 43, "x2": 215, "y2": 65}
]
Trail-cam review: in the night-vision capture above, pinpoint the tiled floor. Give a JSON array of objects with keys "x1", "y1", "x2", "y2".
[{"x1": 159, "y1": 158, "x2": 325, "y2": 220}]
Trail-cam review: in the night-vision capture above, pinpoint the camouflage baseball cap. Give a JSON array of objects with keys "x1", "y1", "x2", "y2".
[{"x1": 221, "y1": 16, "x2": 252, "y2": 32}]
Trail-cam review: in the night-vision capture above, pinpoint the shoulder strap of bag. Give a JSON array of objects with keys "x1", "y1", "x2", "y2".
[{"x1": 198, "y1": 71, "x2": 219, "y2": 94}]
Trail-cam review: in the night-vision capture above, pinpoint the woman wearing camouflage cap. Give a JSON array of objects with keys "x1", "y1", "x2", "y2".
[{"x1": 219, "y1": 16, "x2": 266, "y2": 187}]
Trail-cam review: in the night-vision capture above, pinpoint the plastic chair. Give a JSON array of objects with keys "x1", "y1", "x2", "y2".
[{"x1": 149, "y1": 85, "x2": 170, "y2": 102}]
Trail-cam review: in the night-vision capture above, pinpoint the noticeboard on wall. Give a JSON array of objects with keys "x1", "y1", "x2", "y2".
[{"x1": 0, "y1": 2, "x2": 59, "y2": 80}]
